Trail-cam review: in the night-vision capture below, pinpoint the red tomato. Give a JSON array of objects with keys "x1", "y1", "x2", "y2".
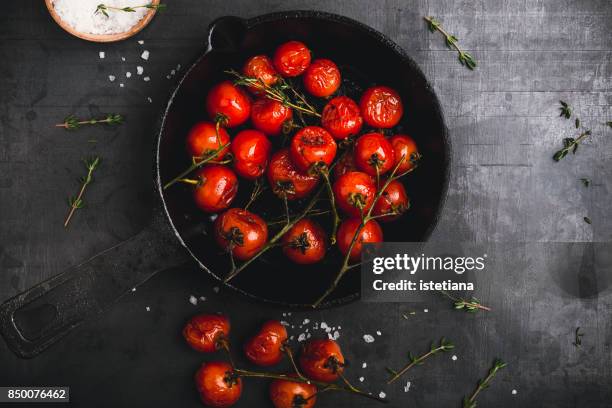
[
  {"x1": 390, "y1": 134, "x2": 420, "y2": 173},
  {"x1": 273, "y1": 41, "x2": 311, "y2": 77},
  {"x1": 333, "y1": 152, "x2": 358, "y2": 179},
  {"x1": 214, "y1": 208, "x2": 268, "y2": 261},
  {"x1": 244, "y1": 320, "x2": 288, "y2": 367},
  {"x1": 359, "y1": 86, "x2": 403, "y2": 128},
  {"x1": 251, "y1": 98, "x2": 293, "y2": 136},
  {"x1": 333, "y1": 171, "x2": 376, "y2": 217},
  {"x1": 183, "y1": 314, "x2": 230, "y2": 353},
  {"x1": 282, "y1": 219, "x2": 327, "y2": 264},
  {"x1": 242, "y1": 55, "x2": 278, "y2": 93},
  {"x1": 289, "y1": 126, "x2": 337, "y2": 173},
  {"x1": 192, "y1": 165, "x2": 238, "y2": 213},
  {"x1": 354, "y1": 132, "x2": 396, "y2": 176},
  {"x1": 337, "y1": 218, "x2": 383, "y2": 262},
  {"x1": 186, "y1": 122, "x2": 231, "y2": 160},
  {"x1": 231, "y1": 130, "x2": 272, "y2": 180},
  {"x1": 206, "y1": 81, "x2": 251, "y2": 127},
  {"x1": 321, "y1": 96, "x2": 363, "y2": 140},
  {"x1": 303, "y1": 59, "x2": 341, "y2": 98},
  {"x1": 299, "y1": 339, "x2": 345, "y2": 383},
  {"x1": 195, "y1": 361, "x2": 242, "y2": 408},
  {"x1": 267, "y1": 149, "x2": 320, "y2": 200},
  {"x1": 372, "y1": 179, "x2": 410, "y2": 222},
  {"x1": 269, "y1": 377, "x2": 317, "y2": 408}
]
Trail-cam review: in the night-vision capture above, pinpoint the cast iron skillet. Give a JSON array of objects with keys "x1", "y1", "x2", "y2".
[{"x1": 0, "y1": 11, "x2": 450, "y2": 358}]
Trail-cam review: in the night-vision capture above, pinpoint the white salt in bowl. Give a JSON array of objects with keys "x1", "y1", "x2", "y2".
[{"x1": 45, "y1": 0, "x2": 160, "y2": 42}]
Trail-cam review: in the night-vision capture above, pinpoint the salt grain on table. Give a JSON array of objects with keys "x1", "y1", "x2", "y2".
[
  {"x1": 137, "y1": 66, "x2": 144, "y2": 75},
  {"x1": 52, "y1": 0, "x2": 150, "y2": 35},
  {"x1": 359, "y1": 377, "x2": 364, "y2": 382},
  {"x1": 126, "y1": 72, "x2": 131, "y2": 78},
  {"x1": 379, "y1": 392, "x2": 386, "y2": 399},
  {"x1": 119, "y1": 83, "x2": 124, "y2": 87},
  {"x1": 363, "y1": 334, "x2": 375, "y2": 343},
  {"x1": 141, "y1": 50, "x2": 150, "y2": 60},
  {"x1": 99, "y1": 51, "x2": 105, "y2": 59},
  {"x1": 108, "y1": 75, "x2": 116, "y2": 82},
  {"x1": 512, "y1": 389, "x2": 517, "y2": 395},
  {"x1": 189, "y1": 295, "x2": 197, "y2": 305},
  {"x1": 143, "y1": 76, "x2": 150, "y2": 82},
  {"x1": 121, "y1": 57, "x2": 126, "y2": 62},
  {"x1": 362, "y1": 362, "x2": 367, "y2": 368},
  {"x1": 451, "y1": 355, "x2": 458, "y2": 361},
  {"x1": 147, "y1": 97, "x2": 152, "y2": 103},
  {"x1": 213, "y1": 286, "x2": 219, "y2": 293},
  {"x1": 138, "y1": 40, "x2": 144, "y2": 45},
  {"x1": 145, "y1": 306, "x2": 150, "y2": 311},
  {"x1": 404, "y1": 381, "x2": 411, "y2": 392}
]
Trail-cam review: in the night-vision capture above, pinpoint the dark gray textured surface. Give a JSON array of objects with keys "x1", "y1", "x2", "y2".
[{"x1": 1, "y1": 1, "x2": 611, "y2": 407}]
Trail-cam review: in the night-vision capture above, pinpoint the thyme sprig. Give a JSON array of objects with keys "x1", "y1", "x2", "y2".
[
  {"x1": 386, "y1": 338, "x2": 454, "y2": 384},
  {"x1": 463, "y1": 359, "x2": 507, "y2": 408},
  {"x1": 553, "y1": 130, "x2": 591, "y2": 161},
  {"x1": 95, "y1": 3, "x2": 166, "y2": 16},
  {"x1": 64, "y1": 157, "x2": 100, "y2": 228},
  {"x1": 424, "y1": 16, "x2": 476, "y2": 70},
  {"x1": 56, "y1": 114, "x2": 123, "y2": 130},
  {"x1": 163, "y1": 142, "x2": 230, "y2": 190},
  {"x1": 573, "y1": 327, "x2": 584, "y2": 347},
  {"x1": 439, "y1": 290, "x2": 491, "y2": 312},
  {"x1": 559, "y1": 100, "x2": 572, "y2": 119}
]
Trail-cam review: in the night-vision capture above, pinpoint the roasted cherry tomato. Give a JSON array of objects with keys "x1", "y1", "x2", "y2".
[
  {"x1": 183, "y1": 314, "x2": 230, "y2": 353},
  {"x1": 269, "y1": 377, "x2": 317, "y2": 408},
  {"x1": 267, "y1": 149, "x2": 319, "y2": 200},
  {"x1": 282, "y1": 219, "x2": 327, "y2": 264},
  {"x1": 231, "y1": 130, "x2": 272, "y2": 180},
  {"x1": 354, "y1": 132, "x2": 396, "y2": 176},
  {"x1": 333, "y1": 171, "x2": 376, "y2": 217},
  {"x1": 206, "y1": 81, "x2": 251, "y2": 127},
  {"x1": 372, "y1": 179, "x2": 410, "y2": 222},
  {"x1": 321, "y1": 96, "x2": 363, "y2": 140},
  {"x1": 186, "y1": 122, "x2": 231, "y2": 160},
  {"x1": 390, "y1": 134, "x2": 420, "y2": 173},
  {"x1": 337, "y1": 218, "x2": 383, "y2": 262},
  {"x1": 333, "y1": 152, "x2": 358, "y2": 179},
  {"x1": 303, "y1": 59, "x2": 341, "y2": 98},
  {"x1": 195, "y1": 361, "x2": 242, "y2": 408},
  {"x1": 214, "y1": 208, "x2": 268, "y2": 261},
  {"x1": 192, "y1": 165, "x2": 238, "y2": 213},
  {"x1": 251, "y1": 98, "x2": 293, "y2": 136},
  {"x1": 273, "y1": 41, "x2": 311, "y2": 77},
  {"x1": 244, "y1": 320, "x2": 288, "y2": 367},
  {"x1": 359, "y1": 85, "x2": 403, "y2": 128},
  {"x1": 299, "y1": 339, "x2": 345, "y2": 383},
  {"x1": 289, "y1": 126, "x2": 337, "y2": 173},
  {"x1": 242, "y1": 55, "x2": 278, "y2": 93}
]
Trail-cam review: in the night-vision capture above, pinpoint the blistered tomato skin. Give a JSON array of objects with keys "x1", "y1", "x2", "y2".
[
  {"x1": 333, "y1": 171, "x2": 377, "y2": 217},
  {"x1": 251, "y1": 98, "x2": 293, "y2": 136},
  {"x1": 269, "y1": 377, "x2": 317, "y2": 408},
  {"x1": 183, "y1": 314, "x2": 231, "y2": 353},
  {"x1": 390, "y1": 134, "x2": 420, "y2": 173},
  {"x1": 321, "y1": 96, "x2": 363, "y2": 140},
  {"x1": 282, "y1": 219, "x2": 327, "y2": 264},
  {"x1": 214, "y1": 208, "x2": 268, "y2": 261},
  {"x1": 359, "y1": 86, "x2": 403, "y2": 128},
  {"x1": 299, "y1": 339, "x2": 345, "y2": 383},
  {"x1": 231, "y1": 130, "x2": 272, "y2": 180},
  {"x1": 337, "y1": 218, "x2": 383, "y2": 262},
  {"x1": 206, "y1": 81, "x2": 251, "y2": 127},
  {"x1": 186, "y1": 122, "x2": 231, "y2": 159},
  {"x1": 273, "y1": 41, "x2": 312, "y2": 77},
  {"x1": 192, "y1": 165, "x2": 238, "y2": 213},
  {"x1": 267, "y1": 149, "x2": 319, "y2": 200},
  {"x1": 289, "y1": 126, "x2": 337, "y2": 173},
  {"x1": 244, "y1": 320, "x2": 288, "y2": 367},
  {"x1": 372, "y1": 179, "x2": 410, "y2": 222},
  {"x1": 303, "y1": 58, "x2": 341, "y2": 98},
  {"x1": 195, "y1": 361, "x2": 242, "y2": 407},
  {"x1": 242, "y1": 55, "x2": 278, "y2": 93},
  {"x1": 354, "y1": 132, "x2": 396, "y2": 176}
]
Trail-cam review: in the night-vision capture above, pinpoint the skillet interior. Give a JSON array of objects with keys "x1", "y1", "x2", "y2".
[{"x1": 157, "y1": 11, "x2": 450, "y2": 307}]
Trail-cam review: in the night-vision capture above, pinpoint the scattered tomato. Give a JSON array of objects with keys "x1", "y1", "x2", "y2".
[
  {"x1": 299, "y1": 339, "x2": 345, "y2": 383},
  {"x1": 242, "y1": 55, "x2": 278, "y2": 93},
  {"x1": 267, "y1": 149, "x2": 320, "y2": 200},
  {"x1": 192, "y1": 165, "x2": 238, "y2": 213},
  {"x1": 273, "y1": 41, "x2": 311, "y2": 77},
  {"x1": 321, "y1": 96, "x2": 363, "y2": 140},
  {"x1": 269, "y1": 377, "x2": 317, "y2": 408},
  {"x1": 303, "y1": 58, "x2": 341, "y2": 98},
  {"x1": 282, "y1": 219, "x2": 327, "y2": 264},
  {"x1": 206, "y1": 81, "x2": 251, "y2": 127},
  {"x1": 244, "y1": 320, "x2": 288, "y2": 367},
  {"x1": 183, "y1": 314, "x2": 230, "y2": 353},
  {"x1": 359, "y1": 85, "x2": 403, "y2": 128},
  {"x1": 333, "y1": 171, "x2": 376, "y2": 217},
  {"x1": 354, "y1": 132, "x2": 396, "y2": 176},
  {"x1": 186, "y1": 122, "x2": 231, "y2": 160},
  {"x1": 372, "y1": 179, "x2": 410, "y2": 222},
  {"x1": 289, "y1": 126, "x2": 337, "y2": 173},
  {"x1": 390, "y1": 134, "x2": 420, "y2": 173},
  {"x1": 251, "y1": 98, "x2": 293, "y2": 136},
  {"x1": 231, "y1": 129, "x2": 272, "y2": 180},
  {"x1": 337, "y1": 218, "x2": 383, "y2": 262},
  {"x1": 195, "y1": 361, "x2": 242, "y2": 407},
  {"x1": 214, "y1": 208, "x2": 268, "y2": 261}
]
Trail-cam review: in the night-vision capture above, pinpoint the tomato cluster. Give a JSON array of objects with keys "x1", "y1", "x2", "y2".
[
  {"x1": 177, "y1": 40, "x2": 419, "y2": 267},
  {"x1": 183, "y1": 313, "x2": 348, "y2": 408}
]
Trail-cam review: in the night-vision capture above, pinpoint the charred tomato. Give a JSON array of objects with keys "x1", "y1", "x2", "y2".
[
  {"x1": 303, "y1": 58, "x2": 341, "y2": 98},
  {"x1": 282, "y1": 218, "x2": 327, "y2": 265},
  {"x1": 251, "y1": 98, "x2": 293, "y2": 136},
  {"x1": 206, "y1": 81, "x2": 251, "y2": 127},
  {"x1": 244, "y1": 320, "x2": 288, "y2": 367},
  {"x1": 289, "y1": 126, "x2": 337, "y2": 173},
  {"x1": 242, "y1": 55, "x2": 278, "y2": 93},
  {"x1": 267, "y1": 149, "x2": 319, "y2": 200},
  {"x1": 337, "y1": 218, "x2": 383, "y2": 262},
  {"x1": 333, "y1": 171, "x2": 376, "y2": 217},
  {"x1": 192, "y1": 165, "x2": 238, "y2": 213},
  {"x1": 269, "y1": 377, "x2": 317, "y2": 408},
  {"x1": 273, "y1": 41, "x2": 311, "y2": 77},
  {"x1": 214, "y1": 208, "x2": 268, "y2": 261},
  {"x1": 195, "y1": 361, "x2": 242, "y2": 407},
  {"x1": 372, "y1": 179, "x2": 410, "y2": 222},
  {"x1": 231, "y1": 129, "x2": 272, "y2": 180},
  {"x1": 359, "y1": 85, "x2": 403, "y2": 128},
  {"x1": 321, "y1": 96, "x2": 363, "y2": 140},
  {"x1": 354, "y1": 132, "x2": 396, "y2": 176},
  {"x1": 186, "y1": 121, "x2": 231, "y2": 160},
  {"x1": 183, "y1": 314, "x2": 230, "y2": 353},
  {"x1": 390, "y1": 134, "x2": 420, "y2": 173},
  {"x1": 299, "y1": 339, "x2": 345, "y2": 383}
]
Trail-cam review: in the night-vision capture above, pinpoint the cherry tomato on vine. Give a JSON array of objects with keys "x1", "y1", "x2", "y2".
[
  {"x1": 267, "y1": 149, "x2": 319, "y2": 200},
  {"x1": 299, "y1": 339, "x2": 345, "y2": 383},
  {"x1": 359, "y1": 85, "x2": 403, "y2": 128},
  {"x1": 195, "y1": 361, "x2": 242, "y2": 407},
  {"x1": 206, "y1": 81, "x2": 251, "y2": 127},
  {"x1": 333, "y1": 171, "x2": 376, "y2": 217},
  {"x1": 281, "y1": 218, "x2": 327, "y2": 264},
  {"x1": 242, "y1": 55, "x2": 278, "y2": 93},
  {"x1": 289, "y1": 126, "x2": 337, "y2": 173},
  {"x1": 183, "y1": 314, "x2": 230, "y2": 353},
  {"x1": 214, "y1": 208, "x2": 268, "y2": 261},
  {"x1": 303, "y1": 58, "x2": 341, "y2": 98},
  {"x1": 273, "y1": 41, "x2": 311, "y2": 77},
  {"x1": 192, "y1": 165, "x2": 238, "y2": 213},
  {"x1": 354, "y1": 132, "x2": 396, "y2": 176},
  {"x1": 244, "y1": 320, "x2": 288, "y2": 367},
  {"x1": 186, "y1": 122, "x2": 231, "y2": 160},
  {"x1": 321, "y1": 96, "x2": 363, "y2": 140},
  {"x1": 231, "y1": 130, "x2": 272, "y2": 180},
  {"x1": 372, "y1": 179, "x2": 410, "y2": 222},
  {"x1": 390, "y1": 134, "x2": 420, "y2": 173},
  {"x1": 269, "y1": 377, "x2": 317, "y2": 408},
  {"x1": 337, "y1": 218, "x2": 383, "y2": 262},
  {"x1": 251, "y1": 98, "x2": 293, "y2": 136}
]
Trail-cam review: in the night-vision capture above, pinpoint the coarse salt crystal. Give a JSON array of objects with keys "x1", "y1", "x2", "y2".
[
  {"x1": 121, "y1": 57, "x2": 126, "y2": 61},
  {"x1": 138, "y1": 40, "x2": 144, "y2": 45},
  {"x1": 137, "y1": 66, "x2": 144, "y2": 75},
  {"x1": 363, "y1": 334, "x2": 375, "y2": 343},
  {"x1": 320, "y1": 322, "x2": 329, "y2": 330},
  {"x1": 126, "y1": 72, "x2": 131, "y2": 78},
  {"x1": 52, "y1": 0, "x2": 150, "y2": 35},
  {"x1": 199, "y1": 296, "x2": 206, "y2": 301},
  {"x1": 141, "y1": 50, "x2": 150, "y2": 60},
  {"x1": 119, "y1": 83, "x2": 124, "y2": 87},
  {"x1": 424, "y1": 308, "x2": 429, "y2": 313},
  {"x1": 108, "y1": 75, "x2": 116, "y2": 82},
  {"x1": 131, "y1": 287, "x2": 136, "y2": 292},
  {"x1": 362, "y1": 362, "x2": 367, "y2": 368},
  {"x1": 145, "y1": 306, "x2": 150, "y2": 311},
  {"x1": 213, "y1": 286, "x2": 219, "y2": 293},
  {"x1": 451, "y1": 355, "x2": 458, "y2": 361},
  {"x1": 404, "y1": 381, "x2": 411, "y2": 392},
  {"x1": 298, "y1": 333, "x2": 307, "y2": 342},
  {"x1": 512, "y1": 389, "x2": 517, "y2": 395},
  {"x1": 359, "y1": 377, "x2": 364, "y2": 382},
  {"x1": 99, "y1": 51, "x2": 105, "y2": 59},
  {"x1": 376, "y1": 330, "x2": 382, "y2": 336},
  {"x1": 379, "y1": 392, "x2": 386, "y2": 399},
  {"x1": 189, "y1": 295, "x2": 197, "y2": 305},
  {"x1": 303, "y1": 319, "x2": 310, "y2": 325}
]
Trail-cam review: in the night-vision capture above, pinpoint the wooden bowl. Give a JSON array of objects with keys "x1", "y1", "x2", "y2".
[{"x1": 45, "y1": 0, "x2": 159, "y2": 42}]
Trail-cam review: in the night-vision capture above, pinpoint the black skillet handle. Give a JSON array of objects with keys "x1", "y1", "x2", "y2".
[{"x1": 0, "y1": 208, "x2": 186, "y2": 359}]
